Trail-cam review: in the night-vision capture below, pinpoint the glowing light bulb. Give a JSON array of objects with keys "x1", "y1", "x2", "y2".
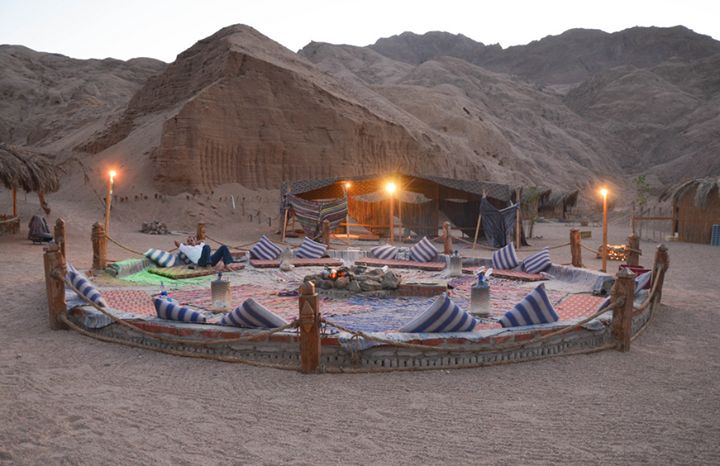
[
  {"x1": 385, "y1": 182, "x2": 397, "y2": 194},
  {"x1": 600, "y1": 187, "x2": 608, "y2": 198},
  {"x1": 109, "y1": 170, "x2": 117, "y2": 182}
]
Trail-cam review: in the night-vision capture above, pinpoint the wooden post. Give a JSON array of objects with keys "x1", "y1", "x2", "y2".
[
  {"x1": 281, "y1": 208, "x2": 289, "y2": 242},
  {"x1": 196, "y1": 223, "x2": 206, "y2": 242},
  {"x1": 91, "y1": 222, "x2": 107, "y2": 270},
  {"x1": 626, "y1": 233, "x2": 640, "y2": 267},
  {"x1": 322, "y1": 219, "x2": 330, "y2": 247},
  {"x1": 472, "y1": 214, "x2": 482, "y2": 250},
  {"x1": 442, "y1": 221, "x2": 453, "y2": 255},
  {"x1": 570, "y1": 228, "x2": 583, "y2": 268},
  {"x1": 12, "y1": 187, "x2": 17, "y2": 217},
  {"x1": 43, "y1": 243, "x2": 68, "y2": 330},
  {"x1": 515, "y1": 188, "x2": 521, "y2": 249},
  {"x1": 299, "y1": 281, "x2": 321, "y2": 373},
  {"x1": 652, "y1": 244, "x2": 669, "y2": 305},
  {"x1": 611, "y1": 267, "x2": 635, "y2": 352},
  {"x1": 54, "y1": 218, "x2": 66, "y2": 259}
]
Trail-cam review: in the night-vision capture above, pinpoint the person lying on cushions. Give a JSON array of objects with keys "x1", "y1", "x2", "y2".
[{"x1": 174, "y1": 236, "x2": 235, "y2": 272}]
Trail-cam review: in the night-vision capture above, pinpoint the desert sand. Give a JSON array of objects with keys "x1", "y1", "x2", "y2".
[{"x1": 1, "y1": 193, "x2": 719, "y2": 465}]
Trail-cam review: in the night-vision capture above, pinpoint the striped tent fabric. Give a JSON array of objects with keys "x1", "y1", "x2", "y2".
[
  {"x1": 153, "y1": 297, "x2": 207, "y2": 323},
  {"x1": 522, "y1": 248, "x2": 552, "y2": 274},
  {"x1": 286, "y1": 194, "x2": 348, "y2": 239},
  {"x1": 295, "y1": 236, "x2": 327, "y2": 259},
  {"x1": 66, "y1": 264, "x2": 108, "y2": 308},
  {"x1": 409, "y1": 236, "x2": 438, "y2": 262},
  {"x1": 219, "y1": 298, "x2": 288, "y2": 329},
  {"x1": 144, "y1": 248, "x2": 177, "y2": 268},
  {"x1": 371, "y1": 243, "x2": 398, "y2": 260},
  {"x1": 635, "y1": 271, "x2": 652, "y2": 296},
  {"x1": 398, "y1": 293, "x2": 478, "y2": 333},
  {"x1": 499, "y1": 284, "x2": 559, "y2": 328},
  {"x1": 175, "y1": 251, "x2": 193, "y2": 265},
  {"x1": 250, "y1": 235, "x2": 283, "y2": 260},
  {"x1": 492, "y1": 243, "x2": 520, "y2": 270}
]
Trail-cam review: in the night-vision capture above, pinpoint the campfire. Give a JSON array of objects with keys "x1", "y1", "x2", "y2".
[{"x1": 304, "y1": 265, "x2": 401, "y2": 293}]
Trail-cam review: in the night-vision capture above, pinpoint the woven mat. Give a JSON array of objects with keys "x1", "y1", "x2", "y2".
[
  {"x1": 103, "y1": 290, "x2": 156, "y2": 317},
  {"x1": 356, "y1": 257, "x2": 446, "y2": 271},
  {"x1": 250, "y1": 258, "x2": 344, "y2": 268},
  {"x1": 148, "y1": 263, "x2": 244, "y2": 279}
]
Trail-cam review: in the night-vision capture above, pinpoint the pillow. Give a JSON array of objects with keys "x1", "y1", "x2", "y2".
[
  {"x1": 492, "y1": 243, "x2": 520, "y2": 270},
  {"x1": 522, "y1": 248, "x2": 551, "y2": 274},
  {"x1": 66, "y1": 264, "x2": 108, "y2": 308},
  {"x1": 409, "y1": 236, "x2": 438, "y2": 262},
  {"x1": 398, "y1": 294, "x2": 477, "y2": 333},
  {"x1": 144, "y1": 248, "x2": 176, "y2": 268},
  {"x1": 635, "y1": 271, "x2": 652, "y2": 296},
  {"x1": 218, "y1": 298, "x2": 288, "y2": 329},
  {"x1": 396, "y1": 247, "x2": 411, "y2": 261},
  {"x1": 175, "y1": 250, "x2": 193, "y2": 265},
  {"x1": 499, "y1": 284, "x2": 559, "y2": 328},
  {"x1": 295, "y1": 236, "x2": 327, "y2": 259},
  {"x1": 250, "y1": 235, "x2": 283, "y2": 260},
  {"x1": 153, "y1": 297, "x2": 206, "y2": 323},
  {"x1": 371, "y1": 243, "x2": 398, "y2": 260}
]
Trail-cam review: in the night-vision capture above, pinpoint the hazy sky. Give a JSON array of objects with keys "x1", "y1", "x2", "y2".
[{"x1": 1, "y1": 0, "x2": 718, "y2": 62}]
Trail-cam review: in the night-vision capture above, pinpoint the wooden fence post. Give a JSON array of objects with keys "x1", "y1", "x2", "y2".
[
  {"x1": 299, "y1": 282, "x2": 321, "y2": 373},
  {"x1": 611, "y1": 267, "x2": 635, "y2": 352},
  {"x1": 322, "y1": 219, "x2": 330, "y2": 247},
  {"x1": 54, "y1": 218, "x2": 66, "y2": 259},
  {"x1": 91, "y1": 222, "x2": 107, "y2": 270},
  {"x1": 196, "y1": 223, "x2": 206, "y2": 242},
  {"x1": 652, "y1": 244, "x2": 669, "y2": 305},
  {"x1": 570, "y1": 228, "x2": 583, "y2": 268},
  {"x1": 626, "y1": 233, "x2": 641, "y2": 267},
  {"x1": 43, "y1": 243, "x2": 68, "y2": 330},
  {"x1": 442, "y1": 221, "x2": 453, "y2": 255}
]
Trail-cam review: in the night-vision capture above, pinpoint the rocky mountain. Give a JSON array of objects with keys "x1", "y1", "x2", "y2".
[{"x1": 0, "y1": 45, "x2": 165, "y2": 149}]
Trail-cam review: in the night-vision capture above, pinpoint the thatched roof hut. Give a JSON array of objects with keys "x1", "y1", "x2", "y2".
[
  {"x1": 660, "y1": 177, "x2": 720, "y2": 244},
  {"x1": 0, "y1": 143, "x2": 61, "y2": 217},
  {"x1": 538, "y1": 190, "x2": 579, "y2": 220}
]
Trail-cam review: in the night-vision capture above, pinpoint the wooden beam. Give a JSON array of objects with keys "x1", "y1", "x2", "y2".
[
  {"x1": 54, "y1": 218, "x2": 66, "y2": 259},
  {"x1": 472, "y1": 214, "x2": 482, "y2": 250},
  {"x1": 43, "y1": 243, "x2": 68, "y2": 330},
  {"x1": 625, "y1": 233, "x2": 640, "y2": 267},
  {"x1": 611, "y1": 267, "x2": 635, "y2": 352},
  {"x1": 12, "y1": 187, "x2": 17, "y2": 217},
  {"x1": 570, "y1": 228, "x2": 583, "y2": 268},
  {"x1": 92, "y1": 222, "x2": 107, "y2": 270},
  {"x1": 652, "y1": 244, "x2": 669, "y2": 305},
  {"x1": 299, "y1": 282, "x2": 321, "y2": 374}
]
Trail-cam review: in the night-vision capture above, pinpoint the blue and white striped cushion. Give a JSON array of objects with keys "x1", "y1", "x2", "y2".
[
  {"x1": 144, "y1": 248, "x2": 176, "y2": 268},
  {"x1": 66, "y1": 264, "x2": 107, "y2": 308},
  {"x1": 635, "y1": 271, "x2": 652, "y2": 296},
  {"x1": 398, "y1": 294, "x2": 478, "y2": 333},
  {"x1": 250, "y1": 235, "x2": 283, "y2": 260},
  {"x1": 499, "y1": 284, "x2": 559, "y2": 328},
  {"x1": 409, "y1": 236, "x2": 438, "y2": 262},
  {"x1": 371, "y1": 244, "x2": 398, "y2": 260},
  {"x1": 175, "y1": 251, "x2": 193, "y2": 265},
  {"x1": 522, "y1": 248, "x2": 552, "y2": 274},
  {"x1": 218, "y1": 298, "x2": 288, "y2": 328},
  {"x1": 153, "y1": 297, "x2": 206, "y2": 323},
  {"x1": 295, "y1": 237, "x2": 327, "y2": 259},
  {"x1": 492, "y1": 243, "x2": 520, "y2": 270}
]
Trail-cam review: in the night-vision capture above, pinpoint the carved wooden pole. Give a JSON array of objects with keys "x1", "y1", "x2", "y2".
[
  {"x1": 54, "y1": 218, "x2": 66, "y2": 259},
  {"x1": 570, "y1": 228, "x2": 583, "y2": 268},
  {"x1": 442, "y1": 221, "x2": 453, "y2": 255},
  {"x1": 611, "y1": 267, "x2": 635, "y2": 352},
  {"x1": 196, "y1": 223, "x2": 206, "y2": 242},
  {"x1": 322, "y1": 219, "x2": 330, "y2": 247},
  {"x1": 43, "y1": 243, "x2": 68, "y2": 330},
  {"x1": 626, "y1": 233, "x2": 640, "y2": 267},
  {"x1": 299, "y1": 281, "x2": 321, "y2": 373},
  {"x1": 652, "y1": 244, "x2": 669, "y2": 305},
  {"x1": 91, "y1": 222, "x2": 107, "y2": 270}
]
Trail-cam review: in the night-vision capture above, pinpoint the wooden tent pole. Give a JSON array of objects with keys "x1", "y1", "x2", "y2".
[
  {"x1": 12, "y1": 187, "x2": 17, "y2": 217},
  {"x1": 281, "y1": 208, "x2": 289, "y2": 242},
  {"x1": 472, "y1": 215, "x2": 482, "y2": 250}
]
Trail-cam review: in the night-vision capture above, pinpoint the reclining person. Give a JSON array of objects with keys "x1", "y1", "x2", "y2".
[{"x1": 174, "y1": 236, "x2": 235, "y2": 271}]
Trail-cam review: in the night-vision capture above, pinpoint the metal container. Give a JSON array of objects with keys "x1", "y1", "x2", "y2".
[{"x1": 470, "y1": 282, "x2": 491, "y2": 317}]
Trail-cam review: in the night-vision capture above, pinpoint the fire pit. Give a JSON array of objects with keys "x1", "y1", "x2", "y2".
[{"x1": 304, "y1": 266, "x2": 401, "y2": 293}]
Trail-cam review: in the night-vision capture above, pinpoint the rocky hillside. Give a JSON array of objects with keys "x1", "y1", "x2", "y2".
[{"x1": 0, "y1": 45, "x2": 165, "y2": 149}]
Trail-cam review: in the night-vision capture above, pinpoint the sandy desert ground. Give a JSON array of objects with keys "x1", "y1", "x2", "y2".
[{"x1": 1, "y1": 196, "x2": 719, "y2": 465}]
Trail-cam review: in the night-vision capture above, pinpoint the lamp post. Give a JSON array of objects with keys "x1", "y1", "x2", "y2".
[
  {"x1": 344, "y1": 181, "x2": 352, "y2": 241},
  {"x1": 600, "y1": 187, "x2": 609, "y2": 272},
  {"x1": 105, "y1": 169, "x2": 117, "y2": 234},
  {"x1": 386, "y1": 181, "x2": 397, "y2": 242}
]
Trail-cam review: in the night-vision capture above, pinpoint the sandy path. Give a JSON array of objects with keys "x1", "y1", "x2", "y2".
[{"x1": 1, "y1": 215, "x2": 719, "y2": 465}]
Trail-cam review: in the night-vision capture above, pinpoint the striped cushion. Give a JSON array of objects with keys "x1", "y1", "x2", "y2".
[
  {"x1": 371, "y1": 244, "x2": 398, "y2": 260},
  {"x1": 522, "y1": 248, "x2": 551, "y2": 274},
  {"x1": 144, "y1": 248, "x2": 176, "y2": 268},
  {"x1": 176, "y1": 251, "x2": 193, "y2": 265},
  {"x1": 153, "y1": 297, "x2": 206, "y2": 323},
  {"x1": 499, "y1": 284, "x2": 559, "y2": 328},
  {"x1": 409, "y1": 236, "x2": 438, "y2": 262},
  {"x1": 66, "y1": 264, "x2": 107, "y2": 308},
  {"x1": 635, "y1": 271, "x2": 652, "y2": 296},
  {"x1": 399, "y1": 293, "x2": 477, "y2": 333},
  {"x1": 295, "y1": 236, "x2": 327, "y2": 259},
  {"x1": 218, "y1": 298, "x2": 288, "y2": 329},
  {"x1": 250, "y1": 235, "x2": 283, "y2": 260},
  {"x1": 492, "y1": 243, "x2": 520, "y2": 270}
]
